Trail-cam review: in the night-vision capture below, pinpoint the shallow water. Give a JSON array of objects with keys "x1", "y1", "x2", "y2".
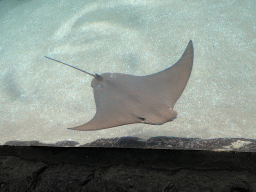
[{"x1": 0, "y1": 0, "x2": 255, "y2": 149}]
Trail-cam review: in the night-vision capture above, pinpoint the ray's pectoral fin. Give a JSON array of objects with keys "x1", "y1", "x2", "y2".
[
  {"x1": 70, "y1": 104, "x2": 143, "y2": 131},
  {"x1": 70, "y1": 112, "x2": 142, "y2": 131},
  {"x1": 70, "y1": 85, "x2": 144, "y2": 131}
]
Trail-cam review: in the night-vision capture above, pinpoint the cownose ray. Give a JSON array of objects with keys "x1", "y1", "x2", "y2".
[{"x1": 44, "y1": 40, "x2": 193, "y2": 131}]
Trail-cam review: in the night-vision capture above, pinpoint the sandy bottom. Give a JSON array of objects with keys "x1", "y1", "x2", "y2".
[{"x1": 0, "y1": 0, "x2": 255, "y2": 146}]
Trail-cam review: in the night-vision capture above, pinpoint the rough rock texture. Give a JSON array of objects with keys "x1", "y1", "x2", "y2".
[
  {"x1": 0, "y1": 146, "x2": 255, "y2": 192},
  {"x1": 4, "y1": 137, "x2": 256, "y2": 152}
]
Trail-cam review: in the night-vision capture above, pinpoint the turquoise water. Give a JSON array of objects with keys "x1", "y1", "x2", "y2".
[{"x1": 0, "y1": 0, "x2": 255, "y2": 149}]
